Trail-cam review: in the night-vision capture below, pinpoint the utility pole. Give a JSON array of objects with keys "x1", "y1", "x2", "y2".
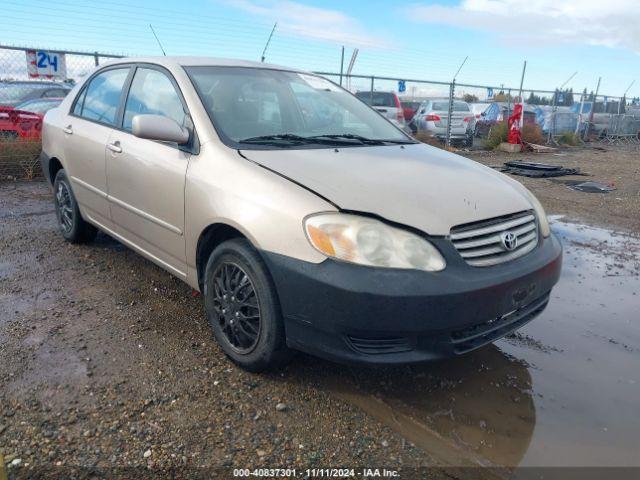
[
  {"x1": 517, "y1": 60, "x2": 527, "y2": 130},
  {"x1": 261, "y1": 22, "x2": 277, "y2": 63},
  {"x1": 618, "y1": 80, "x2": 635, "y2": 114},
  {"x1": 585, "y1": 77, "x2": 601, "y2": 140},
  {"x1": 339, "y1": 46, "x2": 345, "y2": 86},
  {"x1": 446, "y1": 56, "x2": 468, "y2": 148},
  {"x1": 345, "y1": 48, "x2": 359, "y2": 91}
]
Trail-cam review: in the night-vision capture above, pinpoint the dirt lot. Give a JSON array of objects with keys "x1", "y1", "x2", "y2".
[
  {"x1": 1, "y1": 144, "x2": 639, "y2": 478},
  {"x1": 464, "y1": 144, "x2": 640, "y2": 232}
]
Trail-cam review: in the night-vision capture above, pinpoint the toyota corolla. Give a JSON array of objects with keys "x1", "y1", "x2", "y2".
[{"x1": 39, "y1": 57, "x2": 562, "y2": 372}]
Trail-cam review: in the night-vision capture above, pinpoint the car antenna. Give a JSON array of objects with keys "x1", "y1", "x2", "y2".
[
  {"x1": 149, "y1": 24, "x2": 167, "y2": 56},
  {"x1": 261, "y1": 22, "x2": 277, "y2": 62}
]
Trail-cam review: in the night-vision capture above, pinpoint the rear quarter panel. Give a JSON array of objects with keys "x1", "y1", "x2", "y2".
[{"x1": 41, "y1": 81, "x2": 84, "y2": 179}]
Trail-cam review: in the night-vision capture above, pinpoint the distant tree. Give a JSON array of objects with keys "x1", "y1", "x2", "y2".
[
  {"x1": 463, "y1": 93, "x2": 479, "y2": 103},
  {"x1": 527, "y1": 92, "x2": 550, "y2": 105},
  {"x1": 552, "y1": 88, "x2": 574, "y2": 106}
]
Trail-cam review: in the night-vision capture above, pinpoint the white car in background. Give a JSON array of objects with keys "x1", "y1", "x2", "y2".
[
  {"x1": 413, "y1": 99, "x2": 475, "y2": 147},
  {"x1": 355, "y1": 91, "x2": 406, "y2": 129}
]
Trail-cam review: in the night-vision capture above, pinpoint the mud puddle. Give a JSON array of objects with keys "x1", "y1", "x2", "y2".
[{"x1": 306, "y1": 218, "x2": 640, "y2": 468}]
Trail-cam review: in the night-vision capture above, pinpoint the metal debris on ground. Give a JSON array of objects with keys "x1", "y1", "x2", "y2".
[
  {"x1": 569, "y1": 181, "x2": 617, "y2": 193},
  {"x1": 502, "y1": 161, "x2": 580, "y2": 178},
  {"x1": 524, "y1": 142, "x2": 558, "y2": 153}
]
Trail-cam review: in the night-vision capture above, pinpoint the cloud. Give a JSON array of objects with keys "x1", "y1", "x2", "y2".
[
  {"x1": 405, "y1": 0, "x2": 640, "y2": 53},
  {"x1": 226, "y1": 0, "x2": 391, "y2": 48}
]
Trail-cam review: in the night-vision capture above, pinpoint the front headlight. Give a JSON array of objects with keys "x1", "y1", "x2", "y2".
[
  {"x1": 304, "y1": 213, "x2": 446, "y2": 271},
  {"x1": 523, "y1": 189, "x2": 550, "y2": 237}
]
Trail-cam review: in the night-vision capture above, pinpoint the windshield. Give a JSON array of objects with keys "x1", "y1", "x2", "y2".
[
  {"x1": 0, "y1": 83, "x2": 51, "y2": 106},
  {"x1": 15, "y1": 99, "x2": 60, "y2": 113},
  {"x1": 185, "y1": 67, "x2": 411, "y2": 149},
  {"x1": 431, "y1": 101, "x2": 470, "y2": 112},
  {"x1": 355, "y1": 91, "x2": 396, "y2": 108}
]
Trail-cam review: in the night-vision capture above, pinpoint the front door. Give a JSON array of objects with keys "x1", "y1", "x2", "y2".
[{"x1": 105, "y1": 66, "x2": 192, "y2": 279}]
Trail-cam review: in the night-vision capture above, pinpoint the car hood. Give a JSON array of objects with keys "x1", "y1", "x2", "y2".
[{"x1": 240, "y1": 143, "x2": 532, "y2": 236}]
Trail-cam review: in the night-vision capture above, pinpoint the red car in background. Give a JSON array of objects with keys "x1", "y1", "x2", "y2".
[
  {"x1": 0, "y1": 98, "x2": 64, "y2": 140},
  {"x1": 400, "y1": 100, "x2": 421, "y2": 123}
]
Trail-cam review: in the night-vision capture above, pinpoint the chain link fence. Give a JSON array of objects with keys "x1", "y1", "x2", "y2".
[
  {"x1": 0, "y1": 45, "x2": 121, "y2": 180},
  {"x1": 1, "y1": 44, "x2": 638, "y2": 181}
]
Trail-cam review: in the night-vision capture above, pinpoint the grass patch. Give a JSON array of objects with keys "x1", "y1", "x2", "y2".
[
  {"x1": 521, "y1": 124, "x2": 544, "y2": 145},
  {"x1": 484, "y1": 122, "x2": 508, "y2": 149},
  {"x1": 556, "y1": 131, "x2": 581, "y2": 146}
]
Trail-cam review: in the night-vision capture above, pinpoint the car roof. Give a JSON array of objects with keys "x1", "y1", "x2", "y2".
[
  {"x1": 0, "y1": 80, "x2": 69, "y2": 87},
  {"x1": 103, "y1": 56, "x2": 304, "y2": 73},
  {"x1": 19, "y1": 97, "x2": 65, "y2": 103}
]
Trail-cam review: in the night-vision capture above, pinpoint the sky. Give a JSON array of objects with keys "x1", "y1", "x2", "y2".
[{"x1": 2, "y1": 0, "x2": 639, "y2": 99}]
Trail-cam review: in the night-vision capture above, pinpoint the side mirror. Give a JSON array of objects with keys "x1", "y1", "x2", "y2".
[
  {"x1": 132, "y1": 114, "x2": 189, "y2": 144},
  {"x1": 481, "y1": 112, "x2": 486, "y2": 117}
]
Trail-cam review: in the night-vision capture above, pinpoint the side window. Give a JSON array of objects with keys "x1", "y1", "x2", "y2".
[
  {"x1": 123, "y1": 68, "x2": 186, "y2": 131},
  {"x1": 72, "y1": 87, "x2": 87, "y2": 116},
  {"x1": 77, "y1": 68, "x2": 129, "y2": 125}
]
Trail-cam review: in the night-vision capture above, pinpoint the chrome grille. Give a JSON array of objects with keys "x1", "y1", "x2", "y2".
[{"x1": 450, "y1": 211, "x2": 539, "y2": 267}]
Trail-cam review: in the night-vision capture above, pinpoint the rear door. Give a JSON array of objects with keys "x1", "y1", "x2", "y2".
[
  {"x1": 105, "y1": 65, "x2": 192, "y2": 279},
  {"x1": 63, "y1": 66, "x2": 131, "y2": 227}
]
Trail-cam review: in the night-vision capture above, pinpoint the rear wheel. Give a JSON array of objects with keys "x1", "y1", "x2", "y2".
[
  {"x1": 53, "y1": 169, "x2": 97, "y2": 243},
  {"x1": 464, "y1": 133, "x2": 474, "y2": 148},
  {"x1": 203, "y1": 238, "x2": 291, "y2": 372}
]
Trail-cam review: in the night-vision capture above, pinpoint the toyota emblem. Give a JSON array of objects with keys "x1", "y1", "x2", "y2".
[{"x1": 500, "y1": 231, "x2": 518, "y2": 251}]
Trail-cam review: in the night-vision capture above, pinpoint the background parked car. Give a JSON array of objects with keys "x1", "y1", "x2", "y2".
[
  {"x1": 0, "y1": 81, "x2": 71, "y2": 109},
  {"x1": 474, "y1": 103, "x2": 501, "y2": 137},
  {"x1": 498, "y1": 102, "x2": 537, "y2": 125},
  {"x1": 400, "y1": 100, "x2": 421, "y2": 124},
  {"x1": 470, "y1": 102, "x2": 491, "y2": 120},
  {"x1": 474, "y1": 102, "x2": 537, "y2": 138},
  {"x1": 0, "y1": 97, "x2": 64, "y2": 139},
  {"x1": 413, "y1": 99, "x2": 475, "y2": 146},
  {"x1": 355, "y1": 91, "x2": 406, "y2": 128}
]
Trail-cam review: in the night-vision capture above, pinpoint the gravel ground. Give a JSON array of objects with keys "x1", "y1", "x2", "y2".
[
  {"x1": 1, "y1": 143, "x2": 639, "y2": 479},
  {"x1": 463, "y1": 143, "x2": 640, "y2": 232}
]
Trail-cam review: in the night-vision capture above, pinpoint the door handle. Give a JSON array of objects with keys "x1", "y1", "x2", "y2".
[
  {"x1": 63, "y1": 125, "x2": 73, "y2": 135},
  {"x1": 107, "y1": 142, "x2": 122, "y2": 153}
]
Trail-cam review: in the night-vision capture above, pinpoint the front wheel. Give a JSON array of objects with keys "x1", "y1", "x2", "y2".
[
  {"x1": 53, "y1": 169, "x2": 97, "y2": 243},
  {"x1": 203, "y1": 238, "x2": 291, "y2": 372}
]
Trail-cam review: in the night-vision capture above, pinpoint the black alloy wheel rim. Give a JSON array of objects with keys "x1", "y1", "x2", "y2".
[
  {"x1": 56, "y1": 181, "x2": 73, "y2": 234},
  {"x1": 211, "y1": 262, "x2": 261, "y2": 354}
]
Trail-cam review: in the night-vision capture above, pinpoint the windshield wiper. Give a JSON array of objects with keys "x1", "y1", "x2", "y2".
[
  {"x1": 238, "y1": 133, "x2": 416, "y2": 147},
  {"x1": 310, "y1": 134, "x2": 416, "y2": 145},
  {"x1": 239, "y1": 134, "x2": 311, "y2": 144},
  {"x1": 239, "y1": 134, "x2": 345, "y2": 146}
]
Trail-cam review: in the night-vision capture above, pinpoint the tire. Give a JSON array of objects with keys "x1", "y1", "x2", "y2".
[
  {"x1": 464, "y1": 134, "x2": 474, "y2": 148},
  {"x1": 203, "y1": 238, "x2": 291, "y2": 372},
  {"x1": 53, "y1": 169, "x2": 98, "y2": 244}
]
